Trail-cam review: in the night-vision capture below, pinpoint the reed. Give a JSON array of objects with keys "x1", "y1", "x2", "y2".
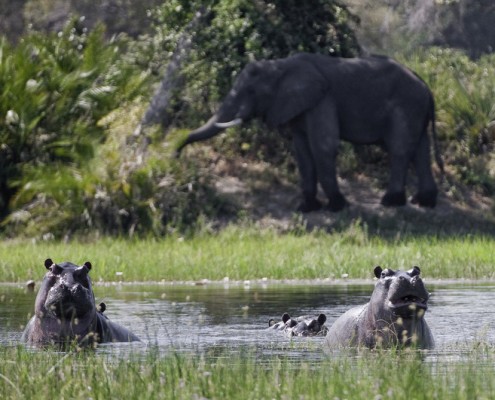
[
  {"x1": 1, "y1": 344, "x2": 495, "y2": 399},
  {"x1": 0, "y1": 227, "x2": 493, "y2": 282}
]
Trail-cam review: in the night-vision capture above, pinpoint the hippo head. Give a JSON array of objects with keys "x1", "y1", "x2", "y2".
[
  {"x1": 36, "y1": 259, "x2": 96, "y2": 322},
  {"x1": 289, "y1": 314, "x2": 328, "y2": 337},
  {"x1": 268, "y1": 313, "x2": 298, "y2": 330},
  {"x1": 371, "y1": 266, "x2": 430, "y2": 320}
]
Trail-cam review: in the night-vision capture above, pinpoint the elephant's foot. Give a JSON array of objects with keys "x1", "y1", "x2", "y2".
[
  {"x1": 326, "y1": 193, "x2": 349, "y2": 212},
  {"x1": 381, "y1": 191, "x2": 407, "y2": 207},
  {"x1": 410, "y1": 191, "x2": 437, "y2": 208},
  {"x1": 297, "y1": 198, "x2": 322, "y2": 213}
]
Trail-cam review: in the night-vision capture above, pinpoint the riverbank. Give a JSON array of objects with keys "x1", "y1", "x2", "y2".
[{"x1": 1, "y1": 228, "x2": 494, "y2": 282}]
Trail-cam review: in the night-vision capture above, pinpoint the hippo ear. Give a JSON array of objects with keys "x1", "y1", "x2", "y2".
[
  {"x1": 268, "y1": 319, "x2": 276, "y2": 327},
  {"x1": 84, "y1": 261, "x2": 92, "y2": 271},
  {"x1": 98, "y1": 302, "x2": 106, "y2": 313},
  {"x1": 409, "y1": 266, "x2": 421, "y2": 277},
  {"x1": 317, "y1": 314, "x2": 326, "y2": 324},
  {"x1": 44, "y1": 259, "x2": 54, "y2": 269},
  {"x1": 282, "y1": 313, "x2": 291, "y2": 323},
  {"x1": 374, "y1": 266, "x2": 383, "y2": 279}
]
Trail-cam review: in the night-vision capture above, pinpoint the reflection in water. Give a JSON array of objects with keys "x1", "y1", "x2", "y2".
[{"x1": 1, "y1": 282, "x2": 495, "y2": 362}]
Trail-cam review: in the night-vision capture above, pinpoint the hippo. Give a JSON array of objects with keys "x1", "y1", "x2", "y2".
[
  {"x1": 268, "y1": 313, "x2": 328, "y2": 337},
  {"x1": 287, "y1": 314, "x2": 328, "y2": 337},
  {"x1": 325, "y1": 266, "x2": 434, "y2": 349},
  {"x1": 21, "y1": 259, "x2": 140, "y2": 347},
  {"x1": 268, "y1": 313, "x2": 298, "y2": 331}
]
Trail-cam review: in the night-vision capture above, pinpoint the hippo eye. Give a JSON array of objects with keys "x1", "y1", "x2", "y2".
[
  {"x1": 381, "y1": 269, "x2": 395, "y2": 278},
  {"x1": 50, "y1": 264, "x2": 63, "y2": 275},
  {"x1": 74, "y1": 267, "x2": 91, "y2": 288}
]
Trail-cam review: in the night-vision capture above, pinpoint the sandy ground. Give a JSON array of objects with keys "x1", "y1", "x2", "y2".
[{"x1": 207, "y1": 155, "x2": 495, "y2": 236}]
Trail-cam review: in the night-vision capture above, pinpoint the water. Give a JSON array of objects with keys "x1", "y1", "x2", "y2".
[{"x1": 2, "y1": 281, "x2": 495, "y2": 360}]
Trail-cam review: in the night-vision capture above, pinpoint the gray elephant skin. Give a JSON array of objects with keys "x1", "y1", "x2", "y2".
[
  {"x1": 178, "y1": 52, "x2": 443, "y2": 212},
  {"x1": 325, "y1": 266, "x2": 434, "y2": 349},
  {"x1": 268, "y1": 312, "x2": 328, "y2": 337},
  {"x1": 21, "y1": 259, "x2": 140, "y2": 347}
]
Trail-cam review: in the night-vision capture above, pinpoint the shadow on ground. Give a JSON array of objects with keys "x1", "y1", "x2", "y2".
[{"x1": 209, "y1": 156, "x2": 495, "y2": 238}]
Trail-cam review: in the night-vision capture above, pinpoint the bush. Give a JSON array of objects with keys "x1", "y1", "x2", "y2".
[
  {"x1": 401, "y1": 48, "x2": 495, "y2": 195},
  {"x1": 0, "y1": 18, "x2": 148, "y2": 235}
]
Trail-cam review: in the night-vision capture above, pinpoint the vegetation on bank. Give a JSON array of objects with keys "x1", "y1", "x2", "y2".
[
  {"x1": 0, "y1": 1, "x2": 494, "y2": 239},
  {"x1": 1, "y1": 345, "x2": 495, "y2": 399},
  {"x1": 1, "y1": 228, "x2": 494, "y2": 282}
]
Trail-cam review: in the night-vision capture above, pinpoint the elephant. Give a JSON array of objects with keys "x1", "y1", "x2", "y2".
[{"x1": 177, "y1": 52, "x2": 443, "y2": 212}]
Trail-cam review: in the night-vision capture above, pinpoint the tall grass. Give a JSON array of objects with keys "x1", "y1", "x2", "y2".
[
  {"x1": 1, "y1": 345, "x2": 495, "y2": 399},
  {"x1": 0, "y1": 228, "x2": 493, "y2": 282}
]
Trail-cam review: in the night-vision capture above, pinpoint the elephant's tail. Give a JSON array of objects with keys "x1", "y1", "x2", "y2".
[{"x1": 429, "y1": 95, "x2": 445, "y2": 175}]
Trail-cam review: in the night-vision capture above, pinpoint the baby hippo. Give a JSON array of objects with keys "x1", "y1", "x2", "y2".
[
  {"x1": 268, "y1": 313, "x2": 298, "y2": 331},
  {"x1": 287, "y1": 314, "x2": 328, "y2": 337},
  {"x1": 268, "y1": 313, "x2": 328, "y2": 337}
]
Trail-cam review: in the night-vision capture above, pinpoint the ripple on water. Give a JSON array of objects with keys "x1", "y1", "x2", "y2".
[{"x1": 2, "y1": 282, "x2": 494, "y2": 366}]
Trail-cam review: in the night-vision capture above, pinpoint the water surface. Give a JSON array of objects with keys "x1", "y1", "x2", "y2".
[{"x1": 2, "y1": 281, "x2": 494, "y2": 361}]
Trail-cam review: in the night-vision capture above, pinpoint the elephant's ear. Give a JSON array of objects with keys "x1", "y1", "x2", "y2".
[{"x1": 266, "y1": 62, "x2": 327, "y2": 127}]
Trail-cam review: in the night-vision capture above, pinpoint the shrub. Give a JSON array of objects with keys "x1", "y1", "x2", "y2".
[
  {"x1": 401, "y1": 48, "x2": 495, "y2": 195},
  {"x1": 0, "y1": 18, "x2": 148, "y2": 236}
]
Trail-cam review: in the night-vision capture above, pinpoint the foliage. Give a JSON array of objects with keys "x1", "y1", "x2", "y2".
[
  {"x1": 0, "y1": 1, "x2": 362, "y2": 238},
  {"x1": 1, "y1": 1, "x2": 495, "y2": 238},
  {"x1": 152, "y1": 0, "x2": 360, "y2": 162},
  {"x1": 346, "y1": 0, "x2": 495, "y2": 58},
  {"x1": 0, "y1": 19, "x2": 148, "y2": 233},
  {"x1": 436, "y1": 0, "x2": 495, "y2": 58},
  {"x1": 401, "y1": 48, "x2": 495, "y2": 194}
]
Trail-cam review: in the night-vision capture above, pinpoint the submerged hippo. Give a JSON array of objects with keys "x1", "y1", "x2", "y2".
[
  {"x1": 21, "y1": 259, "x2": 140, "y2": 347},
  {"x1": 268, "y1": 313, "x2": 328, "y2": 337},
  {"x1": 325, "y1": 266, "x2": 434, "y2": 349},
  {"x1": 268, "y1": 313, "x2": 298, "y2": 331}
]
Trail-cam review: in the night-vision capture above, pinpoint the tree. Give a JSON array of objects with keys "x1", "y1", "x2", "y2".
[
  {"x1": 437, "y1": 0, "x2": 495, "y2": 57},
  {"x1": 150, "y1": 0, "x2": 360, "y2": 129}
]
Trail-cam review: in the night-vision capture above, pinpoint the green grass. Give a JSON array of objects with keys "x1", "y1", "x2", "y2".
[
  {"x1": 1, "y1": 345, "x2": 495, "y2": 399},
  {"x1": 1, "y1": 227, "x2": 494, "y2": 282}
]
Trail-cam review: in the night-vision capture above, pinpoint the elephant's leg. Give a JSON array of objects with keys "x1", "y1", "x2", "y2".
[
  {"x1": 381, "y1": 115, "x2": 412, "y2": 207},
  {"x1": 292, "y1": 132, "x2": 322, "y2": 213},
  {"x1": 411, "y1": 133, "x2": 438, "y2": 207},
  {"x1": 305, "y1": 99, "x2": 348, "y2": 212},
  {"x1": 381, "y1": 152, "x2": 410, "y2": 206}
]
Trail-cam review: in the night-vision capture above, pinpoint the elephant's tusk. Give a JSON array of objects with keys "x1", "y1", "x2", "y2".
[{"x1": 214, "y1": 118, "x2": 243, "y2": 128}]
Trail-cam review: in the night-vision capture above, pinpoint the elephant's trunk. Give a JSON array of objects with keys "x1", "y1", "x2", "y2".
[{"x1": 176, "y1": 114, "x2": 243, "y2": 155}]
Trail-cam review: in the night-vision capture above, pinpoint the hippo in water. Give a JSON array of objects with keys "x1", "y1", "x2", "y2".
[
  {"x1": 21, "y1": 259, "x2": 140, "y2": 347},
  {"x1": 268, "y1": 313, "x2": 328, "y2": 337},
  {"x1": 268, "y1": 313, "x2": 298, "y2": 331},
  {"x1": 325, "y1": 266, "x2": 434, "y2": 349}
]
